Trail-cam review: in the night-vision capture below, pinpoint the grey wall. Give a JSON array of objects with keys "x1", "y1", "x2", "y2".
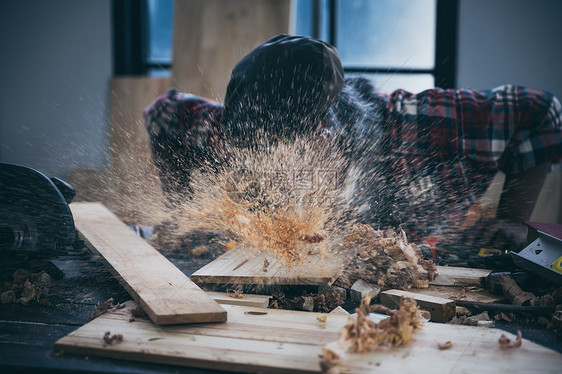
[
  {"x1": 457, "y1": 0, "x2": 562, "y2": 98},
  {"x1": 0, "y1": 0, "x2": 112, "y2": 179},
  {"x1": 1, "y1": 0, "x2": 560, "y2": 179}
]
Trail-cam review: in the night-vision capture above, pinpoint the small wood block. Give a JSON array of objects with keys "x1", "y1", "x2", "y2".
[
  {"x1": 431, "y1": 266, "x2": 492, "y2": 286},
  {"x1": 191, "y1": 247, "x2": 349, "y2": 286},
  {"x1": 328, "y1": 306, "x2": 350, "y2": 317},
  {"x1": 380, "y1": 289, "x2": 456, "y2": 323},
  {"x1": 349, "y1": 279, "x2": 381, "y2": 302},
  {"x1": 206, "y1": 292, "x2": 271, "y2": 308},
  {"x1": 70, "y1": 202, "x2": 226, "y2": 325}
]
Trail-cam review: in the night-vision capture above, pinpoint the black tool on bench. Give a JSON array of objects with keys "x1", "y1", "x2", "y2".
[{"x1": 0, "y1": 162, "x2": 79, "y2": 280}]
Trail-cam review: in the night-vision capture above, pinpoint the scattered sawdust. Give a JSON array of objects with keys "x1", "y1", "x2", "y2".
[
  {"x1": 448, "y1": 311, "x2": 490, "y2": 326},
  {"x1": 262, "y1": 258, "x2": 270, "y2": 272},
  {"x1": 320, "y1": 297, "x2": 425, "y2": 371},
  {"x1": 171, "y1": 138, "x2": 352, "y2": 265},
  {"x1": 191, "y1": 245, "x2": 209, "y2": 257},
  {"x1": 317, "y1": 315, "x2": 328, "y2": 323},
  {"x1": 498, "y1": 330, "x2": 522, "y2": 349},
  {"x1": 271, "y1": 290, "x2": 344, "y2": 313},
  {"x1": 87, "y1": 299, "x2": 125, "y2": 322},
  {"x1": 0, "y1": 269, "x2": 53, "y2": 305}
]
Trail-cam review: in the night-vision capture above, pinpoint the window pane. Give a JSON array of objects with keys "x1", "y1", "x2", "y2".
[
  {"x1": 147, "y1": 0, "x2": 174, "y2": 64},
  {"x1": 337, "y1": 0, "x2": 436, "y2": 69},
  {"x1": 294, "y1": 0, "x2": 313, "y2": 36},
  {"x1": 347, "y1": 72, "x2": 434, "y2": 94}
]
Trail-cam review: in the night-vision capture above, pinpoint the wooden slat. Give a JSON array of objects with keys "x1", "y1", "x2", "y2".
[
  {"x1": 380, "y1": 289, "x2": 456, "y2": 323},
  {"x1": 190, "y1": 246, "x2": 349, "y2": 286},
  {"x1": 431, "y1": 266, "x2": 492, "y2": 286},
  {"x1": 414, "y1": 285, "x2": 506, "y2": 304},
  {"x1": 54, "y1": 301, "x2": 562, "y2": 373},
  {"x1": 206, "y1": 292, "x2": 271, "y2": 308},
  {"x1": 70, "y1": 202, "x2": 226, "y2": 325}
]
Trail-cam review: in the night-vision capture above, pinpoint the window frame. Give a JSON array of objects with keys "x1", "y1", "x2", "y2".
[
  {"x1": 113, "y1": 0, "x2": 457, "y2": 88},
  {"x1": 309, "y1": 0, "x2": 458, "y2": 88}
]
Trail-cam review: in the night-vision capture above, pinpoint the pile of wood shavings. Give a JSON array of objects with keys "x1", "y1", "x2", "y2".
[
  {"x1": 321, "y1": 297, "x2": 426, "y2": 372},
  {"x1": 0, "y1": 269, "x2": 53, "y2": 305},
  {"x1": 337, "y1": 224, "x2": 437, "y2": 290}
]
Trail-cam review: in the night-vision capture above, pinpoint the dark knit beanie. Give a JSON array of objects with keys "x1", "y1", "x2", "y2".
[{"x1": 224, "y1": 34, "x2": 344, "y2": 146}]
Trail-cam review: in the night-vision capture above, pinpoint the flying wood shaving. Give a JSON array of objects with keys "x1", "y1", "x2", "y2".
[
  {"x1": 320, "y1": 297, "x2": 425, "y2": 371},
  {"x1": 498, "y1": 330, "x2": 522, "y2": 349},
  {"x1": 172, "y1": 138, "x2": 352, "y2": 265}
]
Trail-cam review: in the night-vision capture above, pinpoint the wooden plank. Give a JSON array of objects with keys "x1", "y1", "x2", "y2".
[
  {"x1": 54, "y1": 301, "x2": 562, "y2": 373},
  {"x1": 206, "y1": 292, "x2": 271, "y2": 308},
  {"x1": 415, "y1": 285, "x2": 506, "y2": 304},
  {"x1": 380, "y1": 289, "x2": 456, "y2": 323},
  {"x1": 70, "y1": 202, "x2": 226, "y2": 325},
  {"x1": 431, "y1": 266, "x2": 492, "y2": 286},
  {"x1": 190, "y1": 246, "x2": 348, "y2": 286},
  {"x1": 172, "y1": 0, "x2": 290, "y2": 101}
]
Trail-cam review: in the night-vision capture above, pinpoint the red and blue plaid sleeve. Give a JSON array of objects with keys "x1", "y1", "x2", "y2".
[
  {"x1": 143, "y1": 88, "x2": 225, "y2": 197},
  {"x1": 380, "y1": 85, "x2": 562, "y2": 237}
]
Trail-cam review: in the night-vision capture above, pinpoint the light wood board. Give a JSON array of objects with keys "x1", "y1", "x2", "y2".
[
  {"x1": 431, "y1": 266, "x2": 492, "y2": 286},
  {"x1": 54, "y1": 300, "x2": 561, "y2": 373},
  {"x1": 71, "y1": 202, "x2": 226, "y2": 325},
  {"x1": 172, "y1": 0, "x2": 290, "y2": 101},
  {"x1": 191, "y1": 247, "x2": 349, "y2": 286},
  {"x1": 206, "y1": 291, "x2": 271, "y2": 308},
  {"x1": 415, "y1": 285, "x2": 506, "y2": 304}
]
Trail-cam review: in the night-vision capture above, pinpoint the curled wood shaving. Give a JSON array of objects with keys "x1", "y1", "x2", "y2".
[
  {"x1": 131, "y1": 305, "x2": 148, "y2": 319},
  {"x1": 299, "y1": 233, "x2": 327, "y2": 243},
  {"x1": 437, "y1": 341, "x2": 453, "y2": 350},
  {"x1": 320, "y1": 297, "x2": 425, "y2": 371},
  {"x1": 227, "y1": 289, "x2": 243, "y2": 299},
  {"x1": 103, "y1": 331, "x2": 123, "y2": 345},
  {"x1": 338, "y1": 225, "x2": 437, "y2": 290},
  {"x1": 498, "y1": 330, "x2": 522, "y2": 349}
]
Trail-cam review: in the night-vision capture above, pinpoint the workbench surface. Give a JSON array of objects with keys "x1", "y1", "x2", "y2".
[{"x1": 1, "y1": 242, "x2": 561, "y2": 373}]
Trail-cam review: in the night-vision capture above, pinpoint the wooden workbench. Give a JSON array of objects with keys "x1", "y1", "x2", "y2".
[{"x1": 2, "y1": 238, "x2": 562, "y2": 373}]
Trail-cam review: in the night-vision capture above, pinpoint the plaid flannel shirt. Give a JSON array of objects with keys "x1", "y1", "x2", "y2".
[
  {"x1": 376, "y1": 84, "x2": 562, "y2": 234},
  {"x1": 145, "y1": 85, "x2": 562, "y2": 235}
]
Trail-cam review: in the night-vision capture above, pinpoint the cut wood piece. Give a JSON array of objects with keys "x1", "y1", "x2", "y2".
[
  {"x1": 349, "y1": 279, "x2": 381, "y2": 302},
  {"x1": 191, "y1": 247, "x2": 349, "y2": 286},
  {"x1": 70, "y1": 202, "x2": 226, "y2": 325},
  {"x1": 380, "y1": 289, "x2": 456, "y2": 323},
  {"x1": 431, "y1": 266, "x2": 492, "y2": 286},
  {"x1": 328, "y1": 306, "x2": 350, "y2": 317},
  {"x1": 415, "y1": 285, "x2": 506, "y2": 304},
  {"x1": 206, "y1": 292, "x2": 271, "y2": 308},
  {"x1": 54, "y1": 301, "x2": 562, "y2": 373}
]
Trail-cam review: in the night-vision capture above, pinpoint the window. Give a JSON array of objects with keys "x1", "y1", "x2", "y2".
[
  {"x1": 294, "y1": 0, "x2": 458, "y2": 93},
  {"x1": 113, "y1": 0, "x2": 174, "y2": 76},
  {"x1": 114, "y1": 0, "x2": 457, "y2": 92}
]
